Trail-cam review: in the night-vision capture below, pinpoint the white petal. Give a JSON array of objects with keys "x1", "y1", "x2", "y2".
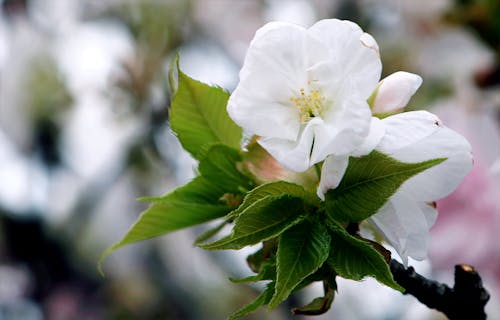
[
  {"x1": 397, "y1": 126, "x2": 472, "y2": 202},
  {"x1": 368, "y1": 192, "x2": 430, "y2": 265},
  {"x1": 378, "y1": 111, "x2": 473, "y2": 201},
  {"x1": 368, "y1": 198, "x2": 408, "y2": 265},
  {"x1": 228, "y1": 21, "x2": 328, "y2": 140},
  {"x1": 372, "y1": 72, "x2": 423, "y2": 114},
  {"x1": 360, "y1": 32, "x2": 379, "y2": 54},
  {"x1": 377, "y1": 111, "x2": 441, "y2": 153},
  {"x1": 310, "y1": 95, "x2": 372, "y2": 163},
  {"x1": 251, "y1": 21, "x2": 298, "y2": 44},
  {"x1": 317, "y1": 154, "x2": 349, "y2": 200},
  {"x1": 351, "y1": 117, "x2": 385, "y2": 157},
  {"x1": 307, "y1": 19, "x2": 382, "y2": 98},
  {"x1": 258, "y1": 118, "x2": 321, "y2": 172},
  {"x1": 227, "y1": 85, "x2": 299, "y2": 140},
  {"x1": 420, "y1": 202, "x2": 438, "y2": 229}
]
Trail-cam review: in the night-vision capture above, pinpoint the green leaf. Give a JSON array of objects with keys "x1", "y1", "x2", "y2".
[
  {"x1": 246, "y1": 240, "x2": 278, "y2": 273},
  {"x1": 194, "y1": 220, "x2": 228, "y2": 245},
  {"x1": 269, "y1": 221, "x2": 331, "y2": 308},
  {"x1": 290, "y1": 265, "x2": 335, "y2": 294},
  {"x1": 230, "y1": 260, "x2": 276, "y2": 283},
  {"x1": 99, "y1": 176, "x2": 231, "y2": 274},
  {"x1": 100, "y1": 144, "x2": 251, "y2": 273},
  {"x1": 228, "y1": 181, "x2": 320, "y2": 220},
  {"x1": 169, "y1": 62, "x2": 242, "y2": 159},
  {"x1": 198, "y1": 144, "x2": 253, "y2": 192},
  {"x1": 292, "y1": 288, "x2": 335, "y2": 316},
  {"x1": 168, "y1": 54, "x2": 179, "y2": 94},
  {"x1": 227, "y1": 282, "x2": 275, "y2": 320},
  {"x1": 200, "y1": 195, "x2": 306, "y2": 250},
  {"x1": 326, "y1": 220, "x2": 403, "y2": 292},
  {"x1": 325, "y1": 151, "x2": 445, "y2": 222}
]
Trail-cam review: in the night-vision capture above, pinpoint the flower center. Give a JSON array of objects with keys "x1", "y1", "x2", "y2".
[{"x1": 290, "y1": 87, "x2": 326, "y2": 123}]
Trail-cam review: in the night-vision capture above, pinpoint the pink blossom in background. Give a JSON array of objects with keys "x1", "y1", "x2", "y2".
[{"x1": 429, "y1": 98, "x2": 500, "y2": 288}]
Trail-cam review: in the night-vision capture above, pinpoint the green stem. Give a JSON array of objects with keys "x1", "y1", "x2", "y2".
[{"x1": 314, "y1": 162, "x2": 322, "y2": 179}]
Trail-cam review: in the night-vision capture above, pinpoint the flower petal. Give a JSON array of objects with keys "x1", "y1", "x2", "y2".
[
  {"x1": 227, "y1": 21, "x2": 329, "y2": 140},
  {"x1": 310, "y1": 94, "x2": 372, "y2": 163},
  {"x1": 368, "y1": 192, "x2": 430, "y2": 265},
  {"x1": 316, "y1": 154, "x2": 349, "y2": 200},
  {"x1": 378, "y1": 111, "x2": 473, "y2": 202},
  {"x1": 258, "y1": 117, "x2": 322, "y2": 172},
  {"x1": 228, "y1": 85, "x2": 300, "y2": 140},
  {"x1": 351, "y1": 117, "x2": 385, "y2": 157},
  {"x1": 376, "y1": 111, "x2": 441, "y2": 152},
  {"x1": 372, "y1": 71, "x2": 423, "y2": 114},
  {"x1": 307, "y1": 19, "x2": 382, "y2": 98}
]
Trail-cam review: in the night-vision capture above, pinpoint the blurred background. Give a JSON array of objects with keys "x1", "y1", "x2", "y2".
[{"x1": 0, "y1": 0, "x2": 499, "y2": 319}]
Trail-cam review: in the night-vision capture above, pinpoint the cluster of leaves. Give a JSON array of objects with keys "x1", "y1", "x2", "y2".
[{"x1": 100, "y1": 58, "x2": 445, "y2": 318}]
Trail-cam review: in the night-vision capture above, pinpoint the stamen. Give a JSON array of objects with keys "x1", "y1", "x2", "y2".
[{"x1": 290, "y1": 87, "x2": 326, "y2": 123}]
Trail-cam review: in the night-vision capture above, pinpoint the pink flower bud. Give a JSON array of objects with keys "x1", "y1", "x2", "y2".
[{"x1": 372, "y1": 71, "x2": 422, "y2": 114}]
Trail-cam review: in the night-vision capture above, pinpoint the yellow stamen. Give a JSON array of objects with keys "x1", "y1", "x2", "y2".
[{"x1": 290, "y1": 87, "x2": 326, "y2": 123}]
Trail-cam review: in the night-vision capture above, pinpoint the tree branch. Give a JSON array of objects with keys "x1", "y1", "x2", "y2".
[{"x1": 390, "y1": 260, "x2": 490, "y2": 320}]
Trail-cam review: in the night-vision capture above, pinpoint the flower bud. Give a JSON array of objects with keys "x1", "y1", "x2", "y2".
[{"x1": 372, "y1": 71, "x2": 422, "y2": 114}]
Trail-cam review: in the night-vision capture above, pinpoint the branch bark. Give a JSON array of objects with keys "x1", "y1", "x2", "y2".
[{"x1": 390, "y1": 260, "x2": 490, "y2": 320}]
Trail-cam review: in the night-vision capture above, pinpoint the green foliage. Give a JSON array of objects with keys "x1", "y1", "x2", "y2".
[
  {"x1": 99, "y1": 145, "x2": 250, "y2": 272},
  {"x1": 194, "y1": 220, "x2": 228, "y2": 245},
  {"x1": 228, "y1": 181, "x2": 319, "y2": 219},
  {"x1": 230, "y1": 259, "x2": 276, "y2": 283},
  {"x1": 327, "y1": 221, "x2": 404, "y2": 292},
  {"x1": 169, "y1": 59, "x2": 242, "y2": 159},
  {"x1": 325, "y1": 151, "x2": 445, "y2": 222},
  {"x1": 200, "y1": 195, "x2": 306, "y2": 250},
  {"x1": 26, "y1": 56, "x2": 72, "y2": 120},
  {"x1": 227, "y1": 282, "x2": 275, "y2": 320},
  {"x1": 198, "y1": 144, "x2": 253, "y2": 192},
  {"x1": 292, "y1": 287, "x2": 335, "y2": 316},
  {"x1": 269, "y1": 221, "x2": 331, "y2": 308}
]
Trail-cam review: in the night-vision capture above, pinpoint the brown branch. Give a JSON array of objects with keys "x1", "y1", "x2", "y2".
[{"x1": 390, "y1": 260, "x2": 490, "y2": 320}]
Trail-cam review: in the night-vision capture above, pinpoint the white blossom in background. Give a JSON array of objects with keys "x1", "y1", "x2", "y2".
[
  {"x1": 370, "y1": 111, "x2": 472, "y2": 264},
  {"x1": 227, "y1": 19, "x2": 382, "y2": 172}
]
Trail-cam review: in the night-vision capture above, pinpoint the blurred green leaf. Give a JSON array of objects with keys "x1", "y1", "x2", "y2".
[
  {"x1": 27, "y1": 56, "x2": 72, "y2": 120},
  {"x1": 169, "y1": 63, "x2": 242, "y2": 159},
  {"x1": 269, "y1": 221, "x2": 331, "y2": 308},
  {"x1": 325, "y1": 151, "x2": 445, "y2": 222},
  {"x1": 327, "y1": 220, "x2": 403, "y2": 292}
]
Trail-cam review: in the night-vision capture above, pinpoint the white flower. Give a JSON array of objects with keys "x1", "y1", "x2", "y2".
[
  {"x1": 368, "y1": 111, "x2": 472, "y2": 264},
  {"x1": 227, "y1": 19, "x2": 382, "y2": 172},
  {"x1": 371, "y1": 71, "x2": 423, "y2": 114},
  {"x1": 319, "y1": 111, "x2": 472, "y2": 264}
]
